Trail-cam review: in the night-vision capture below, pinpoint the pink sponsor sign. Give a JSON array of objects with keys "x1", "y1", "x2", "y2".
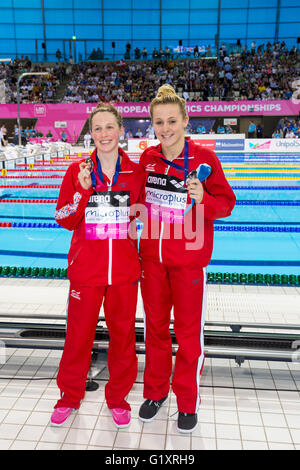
[
  {"x1": 0, "y1": 100, "x2": 299, "y2": 142},
  {"x1": 0, "y1": 103, "x2": 89, "y2": 143}
]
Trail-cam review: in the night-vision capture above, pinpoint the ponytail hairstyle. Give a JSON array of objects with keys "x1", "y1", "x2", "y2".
[
  {"x1": 89, "y1": 102, "x2": 123, "y2": 130},
  {"x1": 150, "y1": 84, "x2": 188, "y2": 121}
]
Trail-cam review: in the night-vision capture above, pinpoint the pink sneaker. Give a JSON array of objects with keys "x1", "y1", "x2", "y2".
[
  {"x1": 111, "y1": 408, "x2": 131, "y2": 428},
  {"x1": 50, "y1": 407, "x2": 73, "y2": 426}
]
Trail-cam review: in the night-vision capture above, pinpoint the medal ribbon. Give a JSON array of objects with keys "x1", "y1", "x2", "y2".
[
  {"x1": 91, "y1": 153, "x2": 121, "y2": 188},
  {"x1": 159, "y1": 139, "x2": 189, "y2": 183}
]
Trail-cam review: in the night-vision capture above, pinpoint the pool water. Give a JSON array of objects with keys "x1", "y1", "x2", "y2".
[{"x1": 0, "y1": 153, "x2": 299, "y2": 277}]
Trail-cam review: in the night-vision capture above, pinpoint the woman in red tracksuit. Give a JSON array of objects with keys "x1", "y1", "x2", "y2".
[
  {"x1": 138, "y1": 85, "x2": 236, "y2": 433},
  {"x1": 50, "y1": 103, "x2": 144, "y2": 428}
]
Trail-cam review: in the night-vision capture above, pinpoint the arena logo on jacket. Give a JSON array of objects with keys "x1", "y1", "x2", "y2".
[{"x1": 85, "y1": 191, "x2": 131, "y2": 239}]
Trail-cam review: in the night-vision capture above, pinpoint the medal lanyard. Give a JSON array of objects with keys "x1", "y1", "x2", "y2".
[
  {"x1": 159, "y1": 139, "x2": 189, "y2": 183},
  {"x1": 91, "y1": 153, "x2": 121, "y2": 188}
]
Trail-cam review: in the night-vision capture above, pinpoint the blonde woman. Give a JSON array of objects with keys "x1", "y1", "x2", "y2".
[{"x1": 138, "y1": 85, "x2": 236, "y2": 433}]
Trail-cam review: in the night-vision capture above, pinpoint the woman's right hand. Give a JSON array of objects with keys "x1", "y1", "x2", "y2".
[{"x1": 78, "y1": 161, "x2": 92, "y2": 190}]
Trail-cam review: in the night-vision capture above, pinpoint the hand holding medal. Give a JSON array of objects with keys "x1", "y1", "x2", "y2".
[
  {"x1": 186, "y1": 170, "x2": 204, "y2": 204},
  {"x1": 78, "y1": 158, "x2": 94, "y2": 190},
  {"x1": 183, "y1": 163, "x2": 211, "y2": 215}
]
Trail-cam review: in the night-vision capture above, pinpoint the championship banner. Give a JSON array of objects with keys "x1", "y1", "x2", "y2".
[{"x1": 1, "y1": 100, "x2": 299, "y2": 144}]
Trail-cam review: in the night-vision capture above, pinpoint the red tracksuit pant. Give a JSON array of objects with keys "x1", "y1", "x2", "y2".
[
  {"x1": 141, "y1": 260, "x2": 206, "y2": 414},
  {"x1": 55, "y1": 282, "x2": 138, "y2": 411}
]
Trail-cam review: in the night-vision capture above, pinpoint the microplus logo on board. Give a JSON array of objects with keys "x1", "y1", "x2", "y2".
[{"x1": 215, "y1": 139, "x2": 245, "y2": 150}]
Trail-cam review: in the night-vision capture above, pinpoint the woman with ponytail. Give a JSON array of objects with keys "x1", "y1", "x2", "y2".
[{"x1": 138, "y1": 85, "x2": 236, "y2": 433}]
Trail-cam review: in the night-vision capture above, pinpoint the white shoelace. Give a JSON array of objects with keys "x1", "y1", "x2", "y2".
[{"x1": 148, "y1": 400, "x2": 160, "y2": 407}]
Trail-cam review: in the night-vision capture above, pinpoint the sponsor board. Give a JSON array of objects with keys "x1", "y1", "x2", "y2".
[
  {"x1": 247, "y1": 140, "x2": 272, "y2": 151},
  {"x1": 85, "y1": 191, "x2": 131, "y2": 240},
  {"x1": 1, "y1": 100, "x2": 299, "y2": 144},
  {"x1": 246, "y1": 139, "x2": 300, "y2": 153},
  {"x1": 54, "y1": 121, "x2": 67, "y2": 128},
  {"x1": 215, "y1": 139, "x2": 245, "y2": 151},
  {"x1": 127, "y1": 138, "x2": 159, "y2": 153},
  {"x1": 193, "y1": 139, "x2": 215, "y2": 150}
]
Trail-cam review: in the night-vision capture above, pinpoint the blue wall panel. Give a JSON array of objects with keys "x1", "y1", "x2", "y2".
[
  {"x1": 103, "y1": 10, "x2": 132, "y2": 24},
  {"x1": 132, "y1": 26, "x2": 161, "y2": 40},
  {"x1": 44, "y1": 0, "x2": 74, "y2": 8},
  {"x1": 0, "y1": 0, "x2": 299, "y2": 60},
  {"x1": 281, "y1": 0, "x2": 300, "y2": 6},
  {"x1": 189, "y1": 25, "x2": 217, "y2": 40},
  {"x1": 278, "y1": 22, "x2": 300, "y2": 37},
  {"x1": 104, "y1": 26, "x2": 132, "y2": 40},
  {"x1": 161, "y1": 25, "x2": 189, "y2": 41},
  {"x1": 132, "y1": 10, "x2": 160, "y2": 24},
  {"x1": 220, "y1": 9, "x2": 248, "y2": 24},
  {"x1": 247, "y1": 23, "x2": 277, "y2": 38},
  {"x1": 103, "y1": 0, "x2": 131, "y2": 8},
  {"x1": 0, "y1": 9, "x2": 14, "y2": 22},
  {"x1": 190, "y1": 10, "x2": 218, "y2": 24},
  {"x1": 14, "y1": 9, "x2": 43, "y2": 23},
  {"x1": 15, "y1": 24, "x2": 43, "y2": 39},
  {"x1": 0, "y1": 39, "x2": 15, "y2": 52},
  {"x1": 220, "y1": 24, "x2": 248, "y2": 39},
  {"x1": 190, "y1": 0, "x2": 219, "y2": 8},
  {"x1": 132, "y1": 0, "x2": 160, "y2": 7},
  {"x1": 0, "y1": 1, "x2": 13, "y2": 6},
  {"x1": 280, "y1": 7, "x2": 300, "y2": 21},
  {"x1": 161, "y1": 0, "x2": 190, "y2": 8},
  {"x1": 248, "y1": 9, "x2": 277, "y2": 23},
  {"x1": 73, "y1": 10, "x2": 101, "y2": 25},
  {"x1": 16, "y1": 39, "x2": 36, "y2": 55},
  {"x1": 14, "y1": 0, "x2": 41, "y2": 6},
  {"x1": 75, "y1": 25, "x2": 103, "y2": 38},
  {"x1": 0, "y1": 25, "x2": 14, "y2": 39},
  {"x1": 161, "y1": 10, "x2": 190, "y2": 25},
  {"x1": 44, "y1": 9, "x2": 73, "y2": 24},
  {"x1": 45, "y1": 25, "x2": 74, "y2": 39},
  {"x1": 249, "y1": 0, "x2": 278, "y2": 6},
  {"x1": 74, "y1": 0, "x2": 102, "y2": 7},
  {"x1": 221, "y1": 0, "x2": 249, "y2": 7}
]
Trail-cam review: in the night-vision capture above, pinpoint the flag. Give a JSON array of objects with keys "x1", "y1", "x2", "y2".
[{"x1": 116, "y1": 60, "x2": 126, "y2": 67}]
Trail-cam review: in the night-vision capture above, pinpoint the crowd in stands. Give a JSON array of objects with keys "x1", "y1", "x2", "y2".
[
  {"x1": 1, "y1": 56, "x2": 67, "y2": 104},
  {"x1": 0, "y1": 41, "x2": 299, "y2": 143},
  {"x1": 0, "y1": 42, "x2": 299, "y2": 105},
  {"x1": 61, "y1": 42, "x2": 299, "y2": 104},
  {"x1": 273, "y1": 117, "x2": 300, "y2": 139}
]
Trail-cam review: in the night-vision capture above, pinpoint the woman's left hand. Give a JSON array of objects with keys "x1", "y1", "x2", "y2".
[{"x1": 187, "y1": 179, "x2": 204, "y2": 204}]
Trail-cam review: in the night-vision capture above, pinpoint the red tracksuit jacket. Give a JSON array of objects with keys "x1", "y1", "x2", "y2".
[
  {"x1": 138, "y1": 139, "x2": 236, "y2": 266},
  {"x1": 54, "y1": 147, "x2": 145, "y2": 286}
]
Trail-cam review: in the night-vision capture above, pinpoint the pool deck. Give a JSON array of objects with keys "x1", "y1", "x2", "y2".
[
  {"x1": 0, "y1": 277, "x2": 299, "y2": 450},
  {"x1": 0, "y1": 145, "x2": 299, "y2": 449}
]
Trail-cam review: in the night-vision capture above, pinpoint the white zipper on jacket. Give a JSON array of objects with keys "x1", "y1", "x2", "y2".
[
  {"x1": 108, "y1": 239, "x2": 112, "y2": 285},
  {"x1": 159, "y1": 221, "x2": 164, "y2": 263},
  {"x1": 159, "y1": 166, "x2": 170, "y2": 263},
  {"x1": 108, "y1": 182, "x2": 113, "y2": 285}
]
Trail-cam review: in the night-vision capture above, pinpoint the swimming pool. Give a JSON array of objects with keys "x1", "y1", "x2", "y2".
[{"x1": 0, "y1": 152, "x2": 299, "y2": 284}]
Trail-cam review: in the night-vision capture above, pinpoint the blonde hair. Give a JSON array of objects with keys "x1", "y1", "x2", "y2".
[
  {"x1": 89, "y1": 102, "x2": 123, "y2": 130},
  {"x1": 150, "y1": 84, "x2": 187, "y2": 120}
]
